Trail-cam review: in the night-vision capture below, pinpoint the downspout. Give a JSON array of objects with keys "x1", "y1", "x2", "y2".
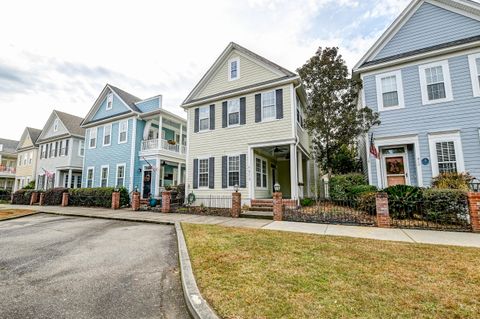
[{"x1": 293, "y1": 83, "x2": 301, "y2": 201}]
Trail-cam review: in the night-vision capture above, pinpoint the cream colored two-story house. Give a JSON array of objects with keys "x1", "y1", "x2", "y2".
[
  {"x1": 14, "y1": 127, "x2": 42, "y2": 191},
  {"x1": 0, "y1": 138, "x2": 19, "y2": 191},
  {"x1": 182, "y1": 42, "x2": 318, "y2": 203}
]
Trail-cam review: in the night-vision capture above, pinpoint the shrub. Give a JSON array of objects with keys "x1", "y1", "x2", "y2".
[
  {"x1": 0, "y1": 189, "x2": 11, "y2": 196},
  {"x1": 384, "y1": 185, "x2": 423, "y2": 219},
  {"x1": 349, "y1": 185, "x2": 378, "y2": 198},
  {"x1": 356, "y1": 192, "x2": 377, "y2": 215},
  {"x1": 69, "y1": 187, "x2": 130, "y2": 208},
  {"x1": 43, "y1": 187, "x2": 68, "y2": 205},
  {"x1": 12, "y1": 189, "x2": 34, "y2": 205},
  {"x1": 300, "y1": 198, "x2": 315, "y2": 207},
  {"x1": 422, "y1": 188, "x2": 469, "y2": 224},
  {"x1": 329, "y1": 173, "x2": 367, "y2": 200},
  {"x1": 119, "y1": 187, "x2": 130, "y2": 207},
  {"x1": 432, "y1": 172, "x2": 474, "y2": 191},
  {"x1": 22, "y1": 181, "x2": 35, "y2": 190}
]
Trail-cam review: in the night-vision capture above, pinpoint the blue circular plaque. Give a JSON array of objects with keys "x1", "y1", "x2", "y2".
[{"x1": 421, "y1": 158, "x2": 430, "y2": 165}]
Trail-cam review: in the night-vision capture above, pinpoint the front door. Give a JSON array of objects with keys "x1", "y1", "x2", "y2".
[
  {"x1": 384, "y1": 156, "x2": 406, "y2": 187},
  {"x1": 142, "y1": 170, "x2": 152, "y2": 199}
]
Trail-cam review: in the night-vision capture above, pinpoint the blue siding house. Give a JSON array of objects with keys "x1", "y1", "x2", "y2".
[
  {"x1": 354, "y1": 0, "x2": 480, "y2": 188},
  {"x1": 81, "y1": 84, "x2": 187, "y2": 199}
]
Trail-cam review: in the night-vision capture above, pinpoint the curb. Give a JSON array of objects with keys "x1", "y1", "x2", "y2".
[
  {"x1": 41, "y1": 211, "x2": 175, "y2": 226},
  {"x1": 175, "y1": 222, "x2": 220, "y2": 319}
]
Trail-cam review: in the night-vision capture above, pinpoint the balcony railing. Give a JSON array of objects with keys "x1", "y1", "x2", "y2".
[
  {"x1": 0, "y1": 165, "x2": 16, "y2": 174},
  {"x1": 141, "y1": 139, "x2": 186, "y2": 155}
]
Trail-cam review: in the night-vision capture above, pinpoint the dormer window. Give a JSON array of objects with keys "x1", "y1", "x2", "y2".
[
  {"x1": 106, "y1": 93, "x2": 113, "y2": 110},
  {"x1": 228, "y1": 57, "x2": 240, "y2": 81},
  {"x1": 53, "y1": 119, "x2": 59, "y2": 132}
]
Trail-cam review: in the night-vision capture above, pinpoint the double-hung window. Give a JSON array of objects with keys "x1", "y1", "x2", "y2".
[
  {"x1": 79, "y1": 141, "x2": 85, "y2": 157},
  {"x1": 18, "y1": 155, "x2": 22, "y2": 166},
  {"x1": 103, "y1": 124, "x2": 111, "y2": 146},
  {"x1": 116, "y1": 164, "x2": 125, "y2": 187},
  {"x1": 261, "y1": 91, "x2": 276, "y2": 121},
  {"x1": 228, "y1": 155, "x2": 240, "y2": 187},
  {"x1": 419, "y1": 61, "x2": 453, "y2": 105},
  {"x1": 436, "y1": 141, "x2": 457, "y2": 174},
  {"x1": 255, "y1": 158, "x2": 267, "y2": 188},
  {"x1": 89, "y1": 128, "x2": 97, "y2": 148},
  {"x1": 199, "y1": 107, "x2": 210, "y2": 131},
  {"x1": 29, "y1": 152, "x2": 33, "y2": 165},
  {"x1": 119, "y1": 120, "x2": 128, "y2": 143},
  {"x1": 227, "y1": 99, "x2": 240, "y2": 126},
  {"x1": 468, "y1": 53, "x2": 480, "y2": 97},
  {"x1": 106, "y1": 93, "x2": 113, "y2": 110},
  {"x1": 376, "y1": 70, "x2": 404, "y2": 111},
  {"x1": 86, "y1": 167, "x2": 94, "y2": 188},
  {"x1": 198, "y1": 159, "x2": 209, "y2": 188},
  {"x1": 23, "y1": 154, "x2": 27, "y2": 165},
  {"x1": 228, "y1": 57, "x2": 240, "y2": 81},
  {"x1": 101, "y1": 166, "x2": 109, "y2": 187},
  {"x1": 428, "y1": 132, "x2": 465, "y2": 177}
]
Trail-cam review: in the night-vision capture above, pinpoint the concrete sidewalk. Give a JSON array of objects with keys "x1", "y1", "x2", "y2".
[{"x1": 2, "y1": 204, "x2": 480, "y2": 248}]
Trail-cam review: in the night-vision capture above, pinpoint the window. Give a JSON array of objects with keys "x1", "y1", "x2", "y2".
[
  {"x1": 375, "y1": 71, "x2": 404, "y2": 111},
  {"x1": 261, "y1": 91, "x2": 276, "y2": 121},
  {"x1": 116, "y1": 164, "x2": 125, "y2": 187},
  {"x1": 53, "y1": 119, "x2": 59, "y2": 132},
  {"x1": 227, "y1": 99, "x2": 240, "y2": 126},
  {"x1": 296, "y1": 97, "x2": 305, "y2": 128},
  {"x1": 23, "y1": 154, "x2": 27, "y2": 165},
  {"x1": 76, "y1": 175, "x2": 82, "y2": 189},
  {"x1": 101, "y1": 166, "x2": 109, "y2": 187},
  {"x1": 255, "y1": 158, "x2": 267, "y2": 188},
  {"x1": 29, "y1": 152, "x2": 32, "y2": 165},
  {"x1": 89, "y1": 128, "x2": 97, "y2": 148},
  {"x1": 51, "y1": 142, "x2": 56, "y2": 158},
  {"x1": 49, "y1": 143, "x2": 54, "y2": 157},
  {"x1": 228, "y1": 155, "x2": 240, "y2": 187},
  {"x1": 79, "y1": 140, "x2": 85, "y2": 157},
  {"x1": 106, "y1": 93, "x2": 113, "y2": 110},
  {"x1": 199, "y1": 106, "x2": 210, "y2": 131},
  {"x1": 419, "y1": 61, "x2": 453, "y2": 105},
  {"x1": 198, "y1": 159, "x2": 209, "y2": 188},
  {"x1": 0, "y1": 144, "x2": 3, "y2": 151},
  {"x1": 428, "y1": 132, "x2": 465, "y2": 177},
  {"x1": 468, "y1": 53, "x2": 480, "y2": 97},
  {"x1": 86, "y1": 167, "x2": 94, "y2": 188},
  {"x1": 40, "y1": 145, "x2": 45, "y2": 159},
  {"x1": 18, "y1": 155, "x2": 22, "y2": 166},
  {"x1": 103, "y1": 124, "x2": 111, "y2": 146},
  {"x1": 228, "y1": 57, "x2": 240, "y2": 81},
  {"x1": 119, "y1": 120, "x2": 128, "y2": 143}
]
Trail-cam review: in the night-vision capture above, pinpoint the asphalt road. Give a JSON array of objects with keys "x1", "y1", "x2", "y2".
[{"x1": 0, "y1": 214, "x2": 190, "y2": 319}]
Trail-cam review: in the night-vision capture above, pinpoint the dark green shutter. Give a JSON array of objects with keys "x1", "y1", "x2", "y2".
[
  {"x1": 193, "y1": 159, "x2": 198, "y2": 189},
  {"x1": 240, "y1": 154, "x2": 246, "y2": 188},
  {"x1": 240, "y1": 97, "x2": 246, "y2": 125},
  {"x1": 209, "y1": 157, "x2": 215, "y2": 189},
  {"x1": 222, "y1": 102, "x2": 228, "y2": 128},
  {"x1": 276, "y1": 89, "x2": 283, "y2": 119},
  {"x1": 194, "y1": 108, "x2": 199, "y2": 133},
  {"x1": 255, "y1": 94, "x2": 261, "y2": 123},
  {"x1": 209, "y1": 104, "x2": 215, "y2": 130},
  {"x1": 222, "y1": 156, "x2": 227, "y2": 188}
]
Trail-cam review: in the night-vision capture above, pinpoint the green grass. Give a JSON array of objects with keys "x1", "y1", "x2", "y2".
[{"x1": 182, "y1": 223, "x2": 480, "y2": 319}]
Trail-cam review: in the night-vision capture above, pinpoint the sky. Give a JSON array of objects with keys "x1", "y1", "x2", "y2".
[{"x1": 0, "y1": 0, "x2": 411, "y2": 141}]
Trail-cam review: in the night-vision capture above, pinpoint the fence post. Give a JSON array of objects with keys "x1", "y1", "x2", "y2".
[
  {"x1": 61, "y1": 192, "x2": 69, "y2": 207},
  {"x1": 39, "y1": 193, "x2": 45, "y2": 206},
  {"x1": 375, "y1": 192, "x2": 390, "y2": 228},
  {"x1": 467, "y1": 192, "x2": 480, "y2": 232},
  {"x1": 132, "y1": 192, "x2": 140, "y2": 211},
  {"x1": 111, "y1": 191, "x2": 120, "y2": 210},
  {"x1": 162, "y1": 191, "x2": 171, "y2": 213},
  {"x1": 231, "y1": 192, "x2": 241, "y2": 218},
  {"x1": 273, "y1": 192, "x2": 283, "y2": 221},
  {"x1": 30, "y1": 191, "x2": 38, "y2": 205}
]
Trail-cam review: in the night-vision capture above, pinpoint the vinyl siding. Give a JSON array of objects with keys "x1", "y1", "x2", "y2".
[
  {"x1": 373, "y1": 3, "x2": 480, "y2": 61},
  {"x1": 92, "y1": 93, "x2": 130, "y2": 122},
  {"x1": 194, "y1": 50, "x2": 283, "y2": 100},
  {"x1": 364, "y1": 53, "x2": 480, "y2": 186},
  {"x1": 41, "y1": 115, "x2": 69, "y2": 140},
  {"x1": 136, "y1": 97, "x2": 160, "y2": 113},
  {"x1": 15, "y1": 149, "x2": 38, "y2": 180}
]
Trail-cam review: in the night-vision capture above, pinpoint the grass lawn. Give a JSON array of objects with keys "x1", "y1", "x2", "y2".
[
  {"x1": 0, "y1": 209, "x2": 36, "y2": 220},
  {"x1": 182, "y1": 223, "x2": 480, "y2": 319}
]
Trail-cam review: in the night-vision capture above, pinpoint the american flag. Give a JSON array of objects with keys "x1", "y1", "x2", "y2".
[{"x1": 370, "y1": 134, "x2": 379, "y2": 159}]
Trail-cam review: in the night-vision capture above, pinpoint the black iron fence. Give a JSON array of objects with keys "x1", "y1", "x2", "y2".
[{"x1": 171, "y1": 195, "x2": 232, "y2": 217}]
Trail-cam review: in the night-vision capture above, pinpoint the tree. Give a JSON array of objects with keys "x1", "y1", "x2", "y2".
[
  {"x1": 297, "y1": 47, "x2": 380, "y2": 177},
  {"x1": 331, "y1": 144, "x2": 362, "y2": 174}
]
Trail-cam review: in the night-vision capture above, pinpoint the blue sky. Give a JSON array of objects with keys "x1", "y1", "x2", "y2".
[{"x1": 0, "y1": 0, "x2": 411, "y2": 140}]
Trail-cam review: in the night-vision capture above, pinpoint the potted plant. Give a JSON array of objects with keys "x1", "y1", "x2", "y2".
[
  {"x1": 167, "y1": 140, "x2": 177, "y2": 145},
  {"x1": 148, "y1": 194, "x2": 157, "y2": 207}
]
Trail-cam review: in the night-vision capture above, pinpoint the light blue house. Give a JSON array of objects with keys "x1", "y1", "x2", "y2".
[
  {"x1": 81, "y1": 84, "x2": 187, "y2": 199},
  {"x1": 354, "y1": 0, "x2": 480, "y2": 188}
]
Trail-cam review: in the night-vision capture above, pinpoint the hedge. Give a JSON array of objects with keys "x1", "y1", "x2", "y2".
[
  {"x1": 12, "y1": 189, "x2": 35, "y2": 205},
  {"x1": 68, "y1": 187, "x2": 129, "y2": 208},
  {"x1": 422, "y1": 188, "x2": 469, "y2": 224},
  {"x1": 329, "y1": 173, "x2": 368, "y2": 200},
  {"x1": 43, "y1": 187, "x2": 68, "y2": 206}
]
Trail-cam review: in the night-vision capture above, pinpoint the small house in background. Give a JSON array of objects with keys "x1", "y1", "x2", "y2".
[
  {"x1": 0, "y1": 138, "x2": 19, "y2": 191},
  {"x1": 14, "y1": 127, "x2": 42, "y2": 191}
]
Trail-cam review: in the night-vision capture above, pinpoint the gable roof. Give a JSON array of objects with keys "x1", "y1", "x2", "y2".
[
  {"x1": 17, "y1": 127, "x2": 42, "y2": 151},
  {"x1": 27, "y1": 127, "x2": 42, "y2": 144},
  {"x1": 182, "y1": 42, "x2": 297, "y2": 106},
  {"x1": 354, "y1": 0, "x2": 480, "y2": 72},
  {"x1": 108, "y1": 84, "x2": 142, "y2": 112},
  {"x1": 37, "y1": 110, "x2": 85, "y2": 142},
  {"x1": 0, "y1": 138, "x2": 19, "y2": 154}
]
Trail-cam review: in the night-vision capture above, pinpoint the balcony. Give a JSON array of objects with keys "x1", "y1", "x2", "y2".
[
  {"x1": 141, "y1": 139, "x2": 186, "y2": 155},
  {"x1": 0, "y1": 165, "x2": 16, "y2": 176}
]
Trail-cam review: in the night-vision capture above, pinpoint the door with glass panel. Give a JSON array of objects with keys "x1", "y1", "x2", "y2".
[{"x1": 382, "y1": 147, "x2": 408, "y2": 187}]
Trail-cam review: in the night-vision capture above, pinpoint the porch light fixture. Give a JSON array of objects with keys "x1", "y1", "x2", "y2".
[
  {"x1": 137, "y1": 168, "x2": 142, "y2": 173},
  {"x1": 274, "y1": 183, "x2": 281, "y2": 192},
  {"x1": 234, "y1": 184, "x2": 239, "y2": 192}
]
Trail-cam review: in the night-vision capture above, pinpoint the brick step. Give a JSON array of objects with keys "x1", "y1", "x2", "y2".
[
  {"x1": 249, "y1": 206, "x2": 273, "y2": 212},
  {"x1": 240, "y1": 211, "x2": 273, "y2": 220}
]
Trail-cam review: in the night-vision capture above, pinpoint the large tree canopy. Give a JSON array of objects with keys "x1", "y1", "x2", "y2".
[{"x1": 297, "y1": 47, "x2": 380, "y2": 175}]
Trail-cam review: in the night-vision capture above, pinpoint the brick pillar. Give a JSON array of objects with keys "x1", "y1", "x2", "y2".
[
  {"x1": 132, "y1": 192, "x2": 140, "y2": 211},
  {"x1": 39, "y1": 193, "x2": 45, "y2": 206},
  {"x1": 61, "y1": 192, "x2": 69, "y2": 207},
  {"x1": 376, "y1": 192, "x2": 390, "y2": 228},
  {"x1": 162, "y1": 191, "x2": 171, "y2": 213},
  {"x1": 30, "y1": 191, "x2": 39, "y2": 205},
  {"x1": 467, "y1": 192, "x2": 480, "y2": 232},
  {"x1": 111, "y1": 192, "x2": 120, "y2": 210},
  {"x1": 273, "y1": 192, "x2": 283, "y2": 221},
  {"x1": 231, "y1": 192, "x2": 241, "y2": 218}
]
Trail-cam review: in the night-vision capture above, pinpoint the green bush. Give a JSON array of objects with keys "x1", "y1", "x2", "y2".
[
  {"x1": 12, "y1": 189, "x2": 34, "y2": 205},
  {"x1": 300, "y1": 198, "x2": 315, "y2": 207},
  {"x1": 384, "y1": 185, "x2": 423, "y2": 219},
  {"x1": 432, "y1": 172, "x2": 473, "y2": 191},
  {"x1": 69, "y1": 187, "x2": 130, "y2": 208},
  {"x1": 22, "y1": 181, "x2": 35, "y2": 190},
  {"x1": 422, "y1": 188, "x2": 469, "y2": 224},
  {"x1": 356, "y1": 192, "x2": 377, "y2": 215},
  {"x1": 44, "y1": 187, "x2": 68, "y2": 205},
  {"x1": 0, "y1": 189, "x2": 11, "y2": 196},
  {"x1": 329, "y1": 173, "x2": 367, "y2": 200},
  {"x1": 349, "y1": 185, "x2": 378, "y2": 197}
]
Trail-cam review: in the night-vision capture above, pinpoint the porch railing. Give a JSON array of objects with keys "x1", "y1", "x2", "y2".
[
  {"x1": 0, "y1": 165, "x2": 16, "y2": 174},
  {"x1": 140, "y1": 138, "x2": 186, "y2": 154}
]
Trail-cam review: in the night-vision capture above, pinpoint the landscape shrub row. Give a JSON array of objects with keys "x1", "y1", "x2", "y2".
[
  {"x1": 43, "y1": 187, "x2": 68, "y2": 206},
  {"x1": 68, "y1": 187, "x2": 129, "y2": 208},
  {"x1": 12, "y1": 189, "x2": 35, "y2": 205}
]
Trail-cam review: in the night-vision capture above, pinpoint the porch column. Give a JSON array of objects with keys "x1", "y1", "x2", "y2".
[
  {"x1": 248, "y1": 147, "x2": 255, "y2": 199},
  {"x1": 158, "y1": 115, "x2": 163, "y2": 141},
  {"x1": 155, "y1": 157, "x2": 161, "y2": 197},
  {"x1": 177, "y1": 162, "x2": 182, "y2": 185},
  {"x1": 290, "y1": 144, "x2": 298, "y2": 200},
  {"x1": 297, "y1": 150, "x2": 304, "y2": 198},
  {"x1": 54, "y1": 170, "x2": 60, "y2": 187},
  {"x1": 306, "y1": 159, "x2": 311, "y2": 197},
  {"x1": 67, "y1": 169, "x2": 72, "y2": 189},
  {"x1": 179, "y1": 124, "x2": 183, "y2": 152}
]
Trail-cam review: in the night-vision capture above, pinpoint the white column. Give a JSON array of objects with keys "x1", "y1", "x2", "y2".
[
  {"x1": 297, "y1": 150, "x2": 304, "y2": 198},
  {"x1": 306, "y1": 159, "x2": 311, "y2": 197},
  {"x1": 179, "y1": 124, "x2": 183, "y2": 153},
  {"x1": 159, "y1": 115, "x2": 163, "y2": 140},
  {"x1": 155, "y1": 157, "x2": 161, "y2": 197},
  {"x1": 54, "y1": 170, "x2": 60, "y2": 187},
  {"x1": 290, "y1": 144, "x2": 298, "y2": 200},
  {"x1": 248, "y1": 147, "x2": 255, "y2": 200},
  {"x1": 67, "y1": 169, "x2": 73, "y2": 189},
  {"x1": 177, "y1": 162, "x2": 182, "y2": 186}
]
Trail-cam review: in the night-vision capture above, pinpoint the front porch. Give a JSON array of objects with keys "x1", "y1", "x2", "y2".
[
  {"x1": 139, "y1": 157, "x2": 186, "y2": 200},
  {"x1": 140, "y1": 113, "x2": 187, "y2": 156},
  {"x1": 37, "y1": 167, "x2": 82, "y2": 190}
]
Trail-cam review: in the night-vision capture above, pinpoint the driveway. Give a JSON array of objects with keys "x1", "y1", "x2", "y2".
[{"x1": 0, "y1": 214, "x2": 190, "y2": 319}]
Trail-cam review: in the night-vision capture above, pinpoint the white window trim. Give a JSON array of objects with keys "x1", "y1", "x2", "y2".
[
  {"x1": 198, "y1": 106, "x2": 210, "y2": 132},
  {"x1": 226, "y1": 154, "x2": 241, "y2": 188},
  {"x1": 228, "y1": 57, "x2": 240, "y2": 81},
  {"x1": 86, "y1": 166, "x2": 95, "y2": 188},
  {"x1": 118, "y1": 120, "x2": 128, "y2": 144},
  {"x1": 103, "y1": 123, "x2": 112, "y2": 147},
  {"x1": 419, "y1": 60, "x2": 453, "y2": 105},
  {"x1": 428, "y1": 131, "x2": 465, "y2": 177},
  {"x1": 197, "y1": 157, "x2": 210, "y2": 189},
  {"x1": 261, "y1": 91, "x2": 277, "y2": 122},
  {"x1": 100, "y1": 165, "x2": 109, "y2": 187},
  {"x1": 116, "y1": 163, "x2": 126, "y2": 187},
  {"x1": 78, "y1": 140, "x2": 85, "y2": 157},
  {"x1": 468, "y1": 52, "x2": 480, "y2": 97},
  {"x1": 53, "y1": 119, "x2": 59, "y2": 132},
  {"x1": 89, "y1": 128, "x2": 98, "y2": 149},
  {"x1": 106, "y1": 93, "x2": 113, "y2": 110},
  {"x1": 375, "y1": 70, "x2": 405, "y2": 111},
  {"x1": 255, "y1": 156, "x2": 268, "y2": 189},
  {"x1": 227, "y1": 99, "x2": 240, "y2": 128}
]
